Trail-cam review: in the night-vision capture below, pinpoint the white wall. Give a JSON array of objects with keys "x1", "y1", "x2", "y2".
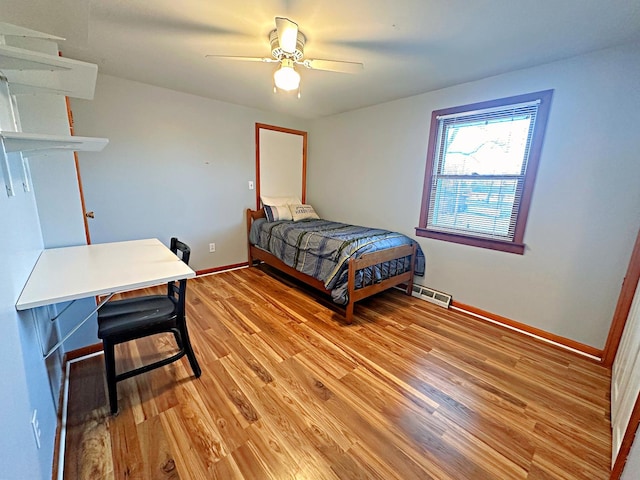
[
  {"x1": 308, "y1": 42, "x2": 640, "y2": 349},
  {"x1": 0, "y1": 107, "x2": 56, "y2": 480},
  {"x1": 19, "y1": 96, "x2": 87, "y2": 247},
  {"x1": 71, "y1": 74, "x2": 309, "y2": 272},
  {"x1": 0, "y1": 185, "x2": 55, "y2": 480},
  {"x1": 0, "y1": 183, "x2": 60, "y2": 480}
]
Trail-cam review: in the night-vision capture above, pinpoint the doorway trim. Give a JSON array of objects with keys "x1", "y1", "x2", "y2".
[
  {"x1": 604, "y1": 227, "x2": 640, "y2": 479},
  {"x1": 255, "y1": 123, "x2": 307, "y2": 210}
]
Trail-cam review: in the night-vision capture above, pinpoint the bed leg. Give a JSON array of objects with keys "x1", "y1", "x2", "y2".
[
  {"x1": 345, "y1": 302, "x2": 354, "y2": 324},
  {"x1": 405, "y1": 279, "x2": 414, "y2": 296},
  {"x1": 246, "y1": 208, "x2": 255, "y2": 267},
  {"x1": 405, "y1": 244, "x2": 417, "y2": 296}
]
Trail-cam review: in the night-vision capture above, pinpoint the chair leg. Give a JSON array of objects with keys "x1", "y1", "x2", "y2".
[
  {"x1": 173, "y1": 330, "x2": 183, "y2": 349},
  {"x1": 103, "y1": 341, "x2": 119, "y2": 414},
  {"x1": 179, "y1": 321, "x2": 201, "y2": 378}
]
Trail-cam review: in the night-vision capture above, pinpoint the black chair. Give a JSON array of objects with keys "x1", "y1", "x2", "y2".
[{"x1": 97, "y1": 237, "x2": 202, "y2": 414}]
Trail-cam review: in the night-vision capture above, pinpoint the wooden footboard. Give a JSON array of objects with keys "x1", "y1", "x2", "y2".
[
  {"x1": 345, "y1": 243, "x2": 416, "y2": 322},
  {"x1": 246, "y1": 208, "x2": 418, "y2": 323}
]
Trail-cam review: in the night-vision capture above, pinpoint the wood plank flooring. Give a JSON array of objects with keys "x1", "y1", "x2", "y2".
[{"x1": 62, "y1": 266, "x2": 612, "y2": 479}]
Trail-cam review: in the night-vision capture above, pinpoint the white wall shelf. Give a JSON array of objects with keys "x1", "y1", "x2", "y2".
[
  {"x1": 0, "y1": 22, "x2": 64, "y2": 41},
  {"x1": 0, "y1": 131, "x2": 108, "y2": 155},
  {"x1": 0, "y1": 44, "x2": 98, "y2": 100},
  {"x1": 0, "y1": 132, "x2": 108, "y2": 197},
  {"x1": 0, "y1": 22, "x2": 108, "y2": 197},
  {"x1": 0, "y1": 44, "x2": 71, "y2": 71}
]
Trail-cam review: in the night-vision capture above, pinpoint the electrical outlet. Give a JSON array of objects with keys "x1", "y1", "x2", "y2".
[
  {"x1": 209, "y1": 243, "x2": 216, "y2": 253},
  {"x1": 31, "y1": 409, "x2": 41, "y2": 449},
  {"x1": 248, "y1": 180, "x2": 254, "y2": 190}
]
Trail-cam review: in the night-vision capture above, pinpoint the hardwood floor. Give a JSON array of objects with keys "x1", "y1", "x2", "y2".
[{"x1": 62, "y1": 266, "x2": 612, "y2": 479}]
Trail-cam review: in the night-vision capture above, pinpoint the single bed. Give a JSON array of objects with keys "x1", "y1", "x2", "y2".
[{"x1": 246, "y1": 208, "x2": 425, "y2": 323}]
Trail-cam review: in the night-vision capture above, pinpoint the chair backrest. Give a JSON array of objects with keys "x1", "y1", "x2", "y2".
[
  {"x1": 167, "y1": 237, "x2": 190, "y2": 316},
  {"x1": 170, "y1": 237, "x2": 191, "y2": 264}
]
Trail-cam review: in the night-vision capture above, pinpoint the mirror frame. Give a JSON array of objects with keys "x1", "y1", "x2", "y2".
[{"x1": 255, "y1": 123, "x2": 307, "y2": 209}]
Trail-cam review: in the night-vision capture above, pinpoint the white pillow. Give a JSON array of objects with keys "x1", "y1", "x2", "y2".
[
  {"x1": 264, "y1": 204, "x2": 293, "y2": 222},
  {"x1": 260, "y1": 195, "x2": 301, "y2": 207},
  {"x1": 289, "y1": 204, "x2": 320, "y2": 221}
]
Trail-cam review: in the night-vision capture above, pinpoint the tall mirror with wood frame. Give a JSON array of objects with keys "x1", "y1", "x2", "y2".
[{"x1": 255, "y1": 123, "x2": 307, "y2": 209}]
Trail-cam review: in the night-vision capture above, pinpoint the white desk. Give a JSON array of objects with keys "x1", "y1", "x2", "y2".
[{"x1": 16, "y1": 238, "x2": 195, "y2": 357}]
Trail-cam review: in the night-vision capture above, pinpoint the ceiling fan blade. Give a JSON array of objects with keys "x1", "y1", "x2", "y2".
[
  {"x1": 275, "y1": 17, "x2": 298, "y2": 54},
  {"x1": 301, "y1": 59, "x2": 364, "y2": 74},
  {"x1": 205, "y1": 55, "x2": 278, "y2": 63}
]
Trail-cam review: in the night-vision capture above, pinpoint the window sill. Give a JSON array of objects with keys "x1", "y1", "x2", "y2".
[{"x1": 415, "y1": 228, "x2": 525, "y2": 254}]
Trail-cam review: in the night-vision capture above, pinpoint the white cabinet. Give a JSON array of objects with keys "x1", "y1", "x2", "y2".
[{"x1": 0, "y1": 22, "x2": 108, "y2": 197}]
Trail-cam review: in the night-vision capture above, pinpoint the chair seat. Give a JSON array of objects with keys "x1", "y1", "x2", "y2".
[
  {"x1": 98, "y1": 296, "x2": 176, "y2": 340},
  {"x1": 99, "y1": 295, "x2": 167, "y2": 318}
]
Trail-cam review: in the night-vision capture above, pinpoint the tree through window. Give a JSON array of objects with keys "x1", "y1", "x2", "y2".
[{"x1": 416, "y1": 90, "x2": 553, "y2": 254}]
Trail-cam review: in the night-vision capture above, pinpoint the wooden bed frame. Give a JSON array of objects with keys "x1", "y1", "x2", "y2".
[{"x1": 246, "y1": 208, "x2": 417, "y2": 323}]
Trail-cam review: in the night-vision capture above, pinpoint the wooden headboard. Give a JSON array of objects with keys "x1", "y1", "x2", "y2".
[
  {"x1": 247, "y1": 208, "x2": 265, "y2": 221},
  {"x1": 246, "y1": 208, "x2": 265, "y2": 237}
]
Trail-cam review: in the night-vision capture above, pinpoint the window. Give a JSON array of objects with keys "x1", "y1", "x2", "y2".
[{"x1": 416, "y1": 90, "x2": 553, "y2": 254}]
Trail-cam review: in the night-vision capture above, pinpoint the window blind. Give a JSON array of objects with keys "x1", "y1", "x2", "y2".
[{"x1": 426, "y1": 102, "x2": 540, "y2": 242}]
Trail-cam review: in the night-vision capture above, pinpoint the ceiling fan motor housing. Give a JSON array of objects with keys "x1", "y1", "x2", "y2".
[{"x1": 269, "y1": 29, "x2": 305, "y2": 61}]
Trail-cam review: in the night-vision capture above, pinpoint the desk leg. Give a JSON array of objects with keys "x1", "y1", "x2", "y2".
[{"x1": 42, "y1": 293, "x2": 115, "y2": 359}]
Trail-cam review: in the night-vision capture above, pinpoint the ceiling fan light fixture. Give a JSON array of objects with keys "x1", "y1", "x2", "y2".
[
  {"x1": 207, "y1": 18, "x2": 363, "y2": 95},
  {"x1": 273, "y1": 60, "x2": 300, "y2": 91}
]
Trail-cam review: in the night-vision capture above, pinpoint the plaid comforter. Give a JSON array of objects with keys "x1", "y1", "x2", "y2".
[{"x1": 249, "y1": 218, "x2": 425, "y2": 305}]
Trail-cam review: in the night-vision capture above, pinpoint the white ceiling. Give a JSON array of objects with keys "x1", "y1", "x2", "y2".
[{"x1": 4, "y1": 0, "x2": 640, "y2": 119}]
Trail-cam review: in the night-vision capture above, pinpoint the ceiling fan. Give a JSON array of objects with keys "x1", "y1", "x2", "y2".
[{"x1": 206, "y1": 17, "x2": 364, "y2": 96}]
